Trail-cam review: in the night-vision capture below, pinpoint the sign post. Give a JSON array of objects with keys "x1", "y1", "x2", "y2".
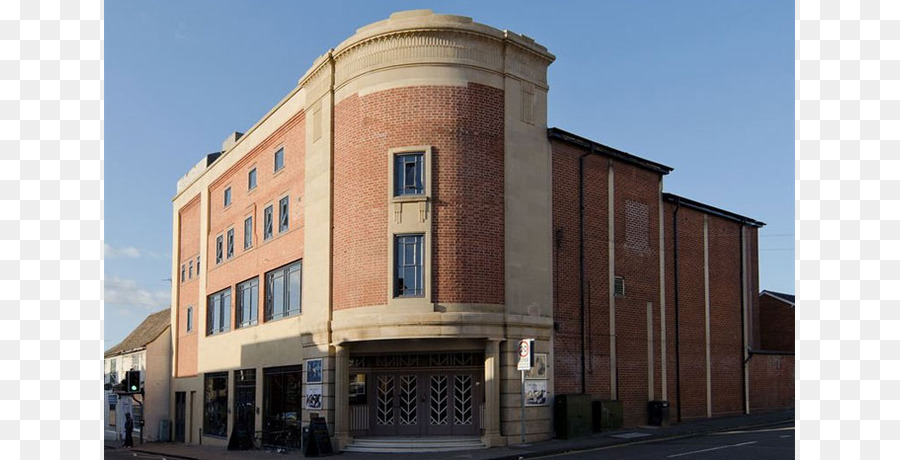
[{"x1": 517, "y1": 338, "x2": 535, "y2": 445}]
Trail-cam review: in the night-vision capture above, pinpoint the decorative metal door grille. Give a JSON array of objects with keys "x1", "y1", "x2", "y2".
[
  {"x1": 399, "y1": 375, "x2": 418, "y2": 425},
  {"x1": 454, "y1": 375, "x2": 473, "y2": 425},
  {"x1": 376, "y1": 375, "x2": 394, "y2": 426},
  {"x1": 430, "y1": 375, "x2": 449, "y2": 426},
  {"x1": 351, "y1": 352, "x2": 482, "y2": 370}
]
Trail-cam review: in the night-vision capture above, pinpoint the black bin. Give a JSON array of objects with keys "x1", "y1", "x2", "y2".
[{"x1": 648, "y1": 400, "x2": 670, "y2": 426}]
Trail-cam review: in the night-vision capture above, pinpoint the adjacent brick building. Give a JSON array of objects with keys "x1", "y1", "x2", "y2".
[{"x1": 168, "y1": 10, "x2": 792, "y2": 453}]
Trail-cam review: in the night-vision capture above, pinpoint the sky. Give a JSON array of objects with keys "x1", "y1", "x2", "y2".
[{"x1": 104, "y1": 1, "x2": 794, "y2": 347}]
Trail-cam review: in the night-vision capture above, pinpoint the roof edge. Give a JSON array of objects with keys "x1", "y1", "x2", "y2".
[
  {"x1": 548, "y1": 127, "x2": 674, "y2": 175},
  {"x1": 761, "y1": 290, "x2": 795, "y2": 306},
  {"x1": 662, "y1": 192, "x2": 765, "y2": 227}
]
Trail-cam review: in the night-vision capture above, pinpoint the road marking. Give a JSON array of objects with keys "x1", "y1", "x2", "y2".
[
  {"x1": 780, "y1": 434, "x2": 792, "y2": 438},
  {"x1": 667, "y1": 440, "x2": 758, "y2": 458},
  {"x1": 714, "y1": 426, "x2": 794, "y2": 435}
]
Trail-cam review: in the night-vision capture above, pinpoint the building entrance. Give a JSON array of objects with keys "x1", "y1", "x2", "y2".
[{"x1": 350, "y1": 352, "x2": 483, "y2": 437}]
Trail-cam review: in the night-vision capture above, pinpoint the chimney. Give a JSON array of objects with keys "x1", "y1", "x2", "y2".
[{"x1": 222, "y1": 131, "x2": 244, "y2": 152}]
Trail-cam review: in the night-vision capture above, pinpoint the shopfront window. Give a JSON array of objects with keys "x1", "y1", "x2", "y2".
[{"x1": 204, "y1": 372, "x2": 228, "y2": 437}]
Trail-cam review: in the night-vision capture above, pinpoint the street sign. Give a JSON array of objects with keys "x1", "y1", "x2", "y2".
[{"x1": 517, "y1": 339, "x2": 534, "y2": 371}]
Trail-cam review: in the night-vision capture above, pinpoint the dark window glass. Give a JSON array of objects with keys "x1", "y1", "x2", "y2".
[
  {"x1": 244, "y1": 216, "x2": 253, "y2": 249},
  {"x1": 227, "y1": 228, "x2": 234, "y2": 259},
  {"x1": 224, "y1": 187, "x2": 232, "y2": 207},
  {"x1": 206, "y1": 288, "x2": 231, "y2": 335},
  {"x1": 188, "y1": 260, "x2": 193, "y2": 279},
  {"x1": 204, "y1": 372, "x2": 228, "y2": 437},
  {"x1": 186, "y1": 306, "x2": 193, "y2": 332},
  {"x1": 394, "y1": 153, "x2": 424, "y2": 196},
  {"x1": 181, "y1": 264, "x2": 185, "y2": 282},
  {"x1": 395, "y1": 234, "x2": 424, "y2": 297},
  {"x1": 263, "y1": 366, "x2": 301, "y2": 436},
  {"x1": 236, "y1": 277, "x2": 258, "y2": 328},
  {"x1": 216, "y1": 235, "x2": 223, "y2": 264},
  {"x1": 265, "y1": 260, "x2": 302, "y2": 321},
  {"x1": 197, "y1": 256, "x2": 200, "y2": 274},
  {"x1": 248, "y1": 168, "x2": 257, "y2": 190},
  {"x1": 274, "y1": 148, "x2": 284, "y2": 172},
  {"x1": 279, "y1": 196, "x2": 289, "y2": 233},
  {"x1": 264, "y1": 206, "x2": 273, "y2": 240}
]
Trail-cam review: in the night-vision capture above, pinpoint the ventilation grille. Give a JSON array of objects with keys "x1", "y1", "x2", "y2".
[{"x1": 614, "y1": 276, "x2": 625, "y2": 297}]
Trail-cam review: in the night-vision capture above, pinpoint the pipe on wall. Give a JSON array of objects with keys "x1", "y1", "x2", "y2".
[{"x1": 672, "y1": 197, "x2": 682, "y2": 422}]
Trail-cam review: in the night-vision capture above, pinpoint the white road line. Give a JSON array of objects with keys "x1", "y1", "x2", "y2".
[
  {"x1": 667, "y1": 440, "x2": 758, "y2": 458},
  {"x1": 714, "y1": 426, "x2": 794, "y2": 435},
  {"x1": 780, "y1": 434, "x2": 792, "y2": 438}
]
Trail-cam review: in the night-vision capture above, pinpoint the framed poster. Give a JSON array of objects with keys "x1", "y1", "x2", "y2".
[
  {"x1": 306, "y1": 358, "x2": 323, "y2": 383},
  {"x1": 524, "y1": 353, "x2": 548, "y2": 379},
  {"x1": 305, "y1": 384, "x2": 323, "y2": 410},
  {"x1": 524, "y1": 380, "x2": 548, "y2": 406}
]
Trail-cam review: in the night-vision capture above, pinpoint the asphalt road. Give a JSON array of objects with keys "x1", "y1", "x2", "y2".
[
  {"x1": 104, "y1": 449, "x2": 170, "y2": 459},
  {"x1": 534, "y1": 423, "x2": 794, "y2": 460}
]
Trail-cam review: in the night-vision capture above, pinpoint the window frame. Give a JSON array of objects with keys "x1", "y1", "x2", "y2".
[
  {"x1": 278, "y1": 195, "x2": 289, "y2": 233},
  {"x1": 244, "y1": 215, "x2": 253, "y2": 250},
  {"x1": 215, "y1": 235, "x2": 223, "y2": 264},
  {"x1": 235, "y1": 277, "x2": 259, "y2": 329},
  {"x1": 394, "y1": 152, "x2": 425, "y2": 197},
  {"x1": 206, "y1": 287, "x2": 231, "y2": 336},
  {"x1": 264, "y1": 260, "x2": 302, "y2": 322},
  {"x1": 263, "y1": 205, "x2": 274, "y2": 241},
  {"x1": 224, "y1": 186, "x2": 232, "y2": 207},
  {"x1": 226, "y1": 228, "x2": 235, "y2": 260},
  {"x1": 248, "y1": 167, "x2": 257, "y2": 190},
  {"x1": 181, "y1": 264, "x2": 185, "y2": 282},
  {"x1": 204, "y1": 372, "x2": 229, "y2": 437},
  {"x1": 188, "y1": 260, "x2": 193, "y2": 279},
  {"x1": 186, "y1": 305, "x2": 193, "y2": 332},
  {"x1": 394, "y1": 234, "x2": 424, "y2": 298},
  {"x1": 274, "y1": 148, "x2": 284, "y2": 173}
]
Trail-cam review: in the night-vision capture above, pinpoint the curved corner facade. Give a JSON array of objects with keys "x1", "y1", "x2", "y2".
[{"x1": 169, "y1": 9, "x2": 781, "y2": 453}]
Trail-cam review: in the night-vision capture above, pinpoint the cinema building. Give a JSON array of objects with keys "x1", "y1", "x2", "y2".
[{"x1": 169, "y1": 10, "x2": 791, "y2": 452}]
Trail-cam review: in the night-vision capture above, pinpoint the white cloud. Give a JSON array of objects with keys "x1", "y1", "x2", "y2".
[
  {"x1": 104, "y1": 277, "x2": 170, "y2": 309},
  {"x1": 104, "y1": 243, "x2": 142, "y2": 259}
]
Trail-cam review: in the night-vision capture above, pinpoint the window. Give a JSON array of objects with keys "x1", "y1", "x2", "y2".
[
  {"x1": 265, "y1": 260, "x2": 301, "y2": 321},
  {"x1": 224, "y1": 187, "x2": 232, "y2": 207},
  {"x1": 264, "y1": 205, "x2": 273, "y2": 240},
  {"x1": 186, "y1": 306, "x2": 193, "y2": 332},
  {"x1": 226, "y1": 228, "x2": 234, "y2": 259},
  {"x1": 614, "y1": 276, "x2": 626, "y2": 297},
  {"x1": 263, "y1": 366, "x2": 301, "y2": 433},
  {"x1": 244, "y1": 216, "x2": 253, "y2": 249},
  {"x1": 279, "y1": 196, "x2": 289, "y2": 233},
  {"x1": 188, "y1": 260, "x2": 193, "y2": 279},
  {"x1": 204, "y1": 372, "x2": 228, "y2": 437},
  {"x1": 394, "y1": 153, "x2": 424, "y2": 196},
  {"x1": 206, "y1": 288, "x2": 231, "y2": 335},
  {"x1": 197, "y1": 256, "x2": 201, "y2": 274},
  {"x1": 236, "y1": 277, "x2": 259, "y2": 328},
  {"x1": 216, "y1": 235, "x2": 223, "y2": 264},
  {"x1": 181, "y1": 264, "x2": 185, "y2": 282},
  {"x1": 248, "y1": 167, "x2": 257, "y2": 190},
  {"x1": 395, "y1": 234, "x2": 424, "y2": 297},
  {"x1": 274, "y1": 148, "x2": 284, "y2": 172}
]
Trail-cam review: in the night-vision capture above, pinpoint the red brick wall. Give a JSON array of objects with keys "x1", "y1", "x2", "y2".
[
  {"x1": 759, "y1": 295, "x2": 794, "y2": 352},
  {"x1": 550, "y1": 140, "x2": 664, "y2": 426},
  {"x1": 177, "y1": 195, "x2": 200, "y2": 377},
  {"x1": 332, "y1": 83, "x2": 505, "y2": 310},
  {"x1": 205, "y1": 111, "x2": 306, "y2": 323},
  {"x1": 707, "y1": 217, "x2": 744, "y2": 417},
  {"x1": 749, "y1": 354, "x2": 794, "y2": 411}
]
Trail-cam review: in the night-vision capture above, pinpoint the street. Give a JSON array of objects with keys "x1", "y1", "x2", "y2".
[
  {"x1": 104, "y1": 449, "x2": 169, "y2": 460},
  {"x1": 534, "y1": 423, "x2": 794, "y2": 460}
]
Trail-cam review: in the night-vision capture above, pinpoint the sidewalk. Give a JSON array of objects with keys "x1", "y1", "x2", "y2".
[{"x1": 105, "y1": 409, "x2": 794, "y2": 460}]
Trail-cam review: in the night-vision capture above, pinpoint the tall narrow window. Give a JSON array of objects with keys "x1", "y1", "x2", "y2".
[
  {"x1": 226, "y1": 228, "x2": 234, "y2": 259},
  {"x1": 206, "y1": 288, "x2": 231, "y2": 335},
  {"x1": 204, "y1": 372, "x2": 228, "y2": 437},
  {"x1": 279, "y1": 196, "x2": 289, "y2": 233},
  {"x1": 197, "y1": 256, "x2": 201, "y2": 274},
  {"x1": 248, "y1": 167, "x2": 257, "y2": 190},
  {"x1": 236, "y1": 277, "x2": 259, "y2": 328},
  {"x1": 274, "y1": 148, "x2": 284, "y2": 172},
  {"x1": 244, "y1": 216, "x2": 253, "y2": 249},
  {"x1": 186, "y1": 306, "x2": 193, "y2": 332},
  {"x1": 394, "y1": 153, "x2": 424, "y2": 196},
  {"x1": 265, "y1": 260, "x2": 301, "y2": 321},
  {"x1": 263, "y1": 205, "x2": 273, "y2": 240},
  {"x1": 216, "y1": 235, "x2": 223, "y2": 264},
  {"x1": 181, "y1": 264, "x2": 185, "y2": 282},
  {"x1": 188, "y1": 260, "x2": 193, "y2": 279},
  {"x1": 395, "y1": 234, "x2": 424, "y2": 297},
  {"x1": 224, "y1": 187, "x2": 232, "y2": 207}
]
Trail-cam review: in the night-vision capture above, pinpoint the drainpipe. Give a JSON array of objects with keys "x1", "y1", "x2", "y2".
[
  {"x1": 578, "y1": 150, "x2": 591, "y2": 395},
  {"x1": 672, "y1": 197, "x2": 682, "y2": 422},
  {"x1": 740, "y1": 219, "x2": 750, "y2": 414}
]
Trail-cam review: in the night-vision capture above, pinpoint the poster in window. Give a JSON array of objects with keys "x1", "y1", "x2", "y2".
[
  {"x1": 305, "y1": 384, "x2": 323, "y2": 410},
  {"x1": 306, "y1": 358, "x2": 323, "y2": 383},
  {"x1": 524, "y1": 353, "x2": 548, "y2": 380},
  {"x1": 524, "y1": 380, "x2": 548, "y2": 406}
]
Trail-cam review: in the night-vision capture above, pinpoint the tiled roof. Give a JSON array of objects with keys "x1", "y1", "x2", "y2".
[
  {"x1": 761, "y1": 290, "x2": 795, "y2": 305},
  {"x1": 104, "y1": 308, "x2": 170, "y2": 358}
]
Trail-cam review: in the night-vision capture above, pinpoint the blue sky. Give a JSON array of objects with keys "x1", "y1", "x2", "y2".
[{"x1": 105, "y1": 1, "x2": 793, "y2": 347}]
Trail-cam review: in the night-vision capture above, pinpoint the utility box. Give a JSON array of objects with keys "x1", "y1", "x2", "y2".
[
  {"x1": 554, "y1": 394, "x2": 592, "y2": 439},
  {"x1": 594, "y1": 400, "x2": 623, "y2": 431},
  {"x1": 158, "y1": 420, "x2": 171, "y2": 442},
  {"x1": 648, "y1": 400, "x2": 670, "y2": 427}
]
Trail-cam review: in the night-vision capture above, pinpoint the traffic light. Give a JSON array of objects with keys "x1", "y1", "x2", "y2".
[{"x1": 125, "y1": 370, "x2": 141, "y2": 393}]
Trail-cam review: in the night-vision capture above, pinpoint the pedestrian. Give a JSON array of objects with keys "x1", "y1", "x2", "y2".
[{"x1": 123, "y1": 413, "x2": 134, "y2": 448}]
